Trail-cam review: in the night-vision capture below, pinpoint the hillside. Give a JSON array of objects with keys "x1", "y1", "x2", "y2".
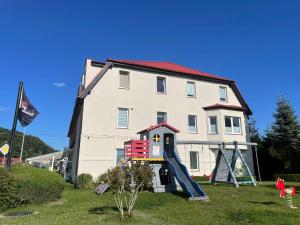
[{"x1": 0, "y1": 127, "x2": 56, "y2": 158}]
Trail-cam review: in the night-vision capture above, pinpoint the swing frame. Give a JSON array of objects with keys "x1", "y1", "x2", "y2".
[{"x1": 177, "y1": 140, "x2": 258, "y2": 187}]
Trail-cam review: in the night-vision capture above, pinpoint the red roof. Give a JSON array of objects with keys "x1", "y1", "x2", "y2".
[
  {"x1": 108, "y1": 59, "x2": 231, "y2": 81},
  {"x1": 137, "y1": 122, "x2": 180, "y2": 134},
  {"x1": 203, "y1": 104, "x2": 246, "y2": 112}
]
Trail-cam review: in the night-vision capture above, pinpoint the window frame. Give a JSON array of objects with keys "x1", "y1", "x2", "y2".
[
  {"x1": 224, "y1": 116, "x2": 242, "y2": 134},
  {"x1": 118, "y1": 70, "x2": 130, "y2": 89},
  {"x1": 116, "y1": 148, "x2": 125, "y2": 166},
  {"x1": 188, "y1": 114, "x2": 198, "y2": 134},
  {"x1": 219, "y1": 86, "x2": 228, "y2": 102},
  {"x1": 117, "y1": 107, "x2": 129, "y2": 129},
  {"x1": 157, "y1": 111, "x2": 167, "y2": 124},
  {"x1": 208, "y1": 116, "x2": 218, "y2": 134},
  {"x1": 156, "y1": 76, "x2": 166, "y2": 94},
  {"x1": 189, "y1": 151, "x2": 199, "y2": 170},
  {"x1": 186, "y1": 81, "x2": 196, "y2": 98}
]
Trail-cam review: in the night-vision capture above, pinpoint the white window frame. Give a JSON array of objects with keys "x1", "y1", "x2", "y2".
[
  {"x1": 188, "y1": 114, "x2": 197, "y2": 134},
  {"x1": 190, "y1": 151, "x2": 199, "y2": 170},
  {"x1": 156, "y1": 76, "x2": 166, "y2": 94},
  {"x1": 186, "y1": 81, "x2": 196, "y2": 98},
  {"x1": 219, "y1": 86, "x2": 228, "y2": 102},
  {"x1": 118, "y1": 70, "x2": 130, "y2": 89},
  {"x1": 157, "y1": 111, "x2": 167, "y2": 124},
  {"x1": 208, "y1": 116, "x2": 218, "y2": 134},
  {"x1": 117, "y1": 107, "x2": 129, "y2": 129},
  {"x1": 116, "y1": 148, "x2": 125, "y2": 166},
  {"x1": 224, "y1": 116, "x2": 242, "y2": 134}
]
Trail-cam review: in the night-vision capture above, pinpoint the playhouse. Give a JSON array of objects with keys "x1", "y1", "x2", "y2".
[{"x1": 124, "y1": 122, "x2": 208, "y2": 201}]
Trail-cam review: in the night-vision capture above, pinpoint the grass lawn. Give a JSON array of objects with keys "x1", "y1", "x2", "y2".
[{"x1": 1, "y1": 182, "x2": 300, "y2": 225}]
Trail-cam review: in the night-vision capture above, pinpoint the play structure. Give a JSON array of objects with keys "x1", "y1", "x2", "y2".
[
  {"x1": 124, "y1": 122, "x2": 257, "y2": 200},
  {"x1": 177, "y1": 140, "x2": 257, "y2": 187}
]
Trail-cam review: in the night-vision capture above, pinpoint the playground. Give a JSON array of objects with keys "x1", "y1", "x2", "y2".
[{"x1": 1, "y1": 182, "x2": 299, "y2": 225}]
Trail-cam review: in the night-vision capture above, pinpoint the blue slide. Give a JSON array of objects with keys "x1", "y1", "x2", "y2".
[{"x1": 164, "y1": 150, "x2": 207, "y2": 200}]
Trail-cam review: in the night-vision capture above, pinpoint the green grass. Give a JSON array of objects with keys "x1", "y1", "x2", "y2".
[{"x1": 1, "y1": 182, "x2": 300, "y2": 225}]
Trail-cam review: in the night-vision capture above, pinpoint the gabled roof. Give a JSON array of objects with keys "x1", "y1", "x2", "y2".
[
  {"x1": 203, "y1": 103, "x2": 246, "y2": 112},
  {"x1": 137, "y1": 122, "x2": 180, "y2": 134},
  {"x1": 108, "y1": 59, "x2": 232, "y2": 82}
]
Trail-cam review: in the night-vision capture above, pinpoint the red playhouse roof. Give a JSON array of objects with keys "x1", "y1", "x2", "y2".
[
  {"x1": 108, "y1": 59, "x2": 232, "y2": 81},
  {"x1": 137, "y1": 122, "x2": 180, "y2": 134},
  {"x1": 203, "y1": 103, "x2": 246, "y2": 112}
]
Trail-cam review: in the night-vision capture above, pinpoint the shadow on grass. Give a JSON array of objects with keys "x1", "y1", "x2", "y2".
[
  {"x1": 88, "y1": 206, "x2": 119, "y2": 215},
  {"x1": 248, "y1": 201, "x2": 276, "y2": 205}
]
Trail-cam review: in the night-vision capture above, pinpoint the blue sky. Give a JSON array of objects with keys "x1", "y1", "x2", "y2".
[{"x1": 1, "y1": 0, "x2": 300, "y2": 150}]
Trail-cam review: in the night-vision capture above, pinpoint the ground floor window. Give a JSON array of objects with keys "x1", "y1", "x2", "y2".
[
  {"x1": 190, "y1": 151, "x2": 199, "y2": 170},
  {"x1": 116, "y1": 148, "x2": 125, "y2": 165}
]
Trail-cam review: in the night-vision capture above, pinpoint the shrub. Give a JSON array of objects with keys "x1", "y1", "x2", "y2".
[
  {"x1": 12, "y1": 165, "x2": 65, "y2": 204},
  {"x1": 96, "y1": 162, "x2": 154, "y2": 191},
  {"x1": 77, "y1": 173, "x2": 94, "y2": 189},
  {"x1": 274, "y1": 174, "x2": 300, "y2": 182},
  {"x1": 0, "y1": 168, "x2": 22, "y2": 210},
  {"x1": 131, "y1": 161, "x2": 153, "y2": 190}
]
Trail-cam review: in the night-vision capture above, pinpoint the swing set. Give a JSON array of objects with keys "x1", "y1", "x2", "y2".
[{"x1": 177, "y1": 140, "x2": 260, "y2": 187}]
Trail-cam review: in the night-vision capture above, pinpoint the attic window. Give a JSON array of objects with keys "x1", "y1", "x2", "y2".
[{"x1": 219, "y1": 86, "x2": 228, "y2": 102}]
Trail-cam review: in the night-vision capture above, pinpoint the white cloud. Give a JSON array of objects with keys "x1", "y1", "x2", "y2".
[
  {"x1": 53, "y1": 82, "x2": 66, "y2": 88},
  {"x1": 0, "y1": 107, "x2": 9, "y2": 112}
]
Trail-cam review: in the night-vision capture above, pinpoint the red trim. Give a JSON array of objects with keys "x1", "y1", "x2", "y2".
[
  {"x1": 203, "y1": 103, "x2": 246, "y2": 112},
  {"x1": 137, "y1": 122, "x2": 180, "y2": 134},
  {"x1": 108, "y1": 59, "x2": 232, "y2": 82}
]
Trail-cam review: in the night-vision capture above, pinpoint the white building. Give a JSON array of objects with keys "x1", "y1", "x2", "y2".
[{"x1": 68, "y1": 59, "x2": 253, "y2": 184}]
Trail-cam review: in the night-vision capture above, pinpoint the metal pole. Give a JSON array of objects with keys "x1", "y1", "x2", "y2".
[
  {"x1": 6, "y1": 81, "x2": 23, "y2": 170},
  {"x1": 254, "y1": 146, "x2": 262, "y2": 182},
  {"x1": 20, "y1": 127, "x2": 26, "y2": 162}
]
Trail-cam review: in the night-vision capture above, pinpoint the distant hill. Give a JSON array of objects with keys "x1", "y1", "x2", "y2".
[{"x1": 0, "y1": 127, "x2": 56, "y2": 159}]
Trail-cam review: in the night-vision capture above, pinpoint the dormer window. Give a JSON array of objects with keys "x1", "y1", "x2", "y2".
[{"x1": 219, "y1": 86, "x2": 227, "y2": 102}]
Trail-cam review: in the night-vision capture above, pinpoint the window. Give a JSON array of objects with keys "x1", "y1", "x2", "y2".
[
  {"x1": 187, "y1": 81, "x2": 196, "y2": 98},
  {"x1": 209, "y1": 116, "x2": 218, "y2": 134},
  {"x1": 188, "y1": 115, "x2": 197, "y2": 133},
  {"x1": 157, "y1": 112, "x2": 167, "y2": 124},
  {"x1": 116, "y1": 148, "x2": 125, "y2": 165},
  {"x1": 117, "y1": 108, "x2": 129, "y2": 128},
  {"x1": 119, "y1": 70, "x2": 129, "y2": 89},
  {"x1": 157, "y1": 77, "x2": 166, "y2": 93},
  {"x1": 225, "y1": 116, "x2": 242, "y2": 134},
  {"x1": 219, "y1": 86, "x2": 227, "y2": 102},
  {"x1": 190, "y1": 151, "x2": 199, "y2": 170}
]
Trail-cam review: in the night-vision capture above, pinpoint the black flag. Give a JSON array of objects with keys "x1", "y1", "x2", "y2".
[{"x1": 17, "y1": 88, "x2": 39, "y2": 127}]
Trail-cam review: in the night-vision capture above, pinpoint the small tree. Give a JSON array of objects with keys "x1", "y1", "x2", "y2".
[{"x1": 264, "y1": 97, "x2": 300, "y2": 172}]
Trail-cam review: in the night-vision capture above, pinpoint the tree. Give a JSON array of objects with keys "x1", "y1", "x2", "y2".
[{"x1": 264, "y1": 97, "x2": 300, "y2": 173}]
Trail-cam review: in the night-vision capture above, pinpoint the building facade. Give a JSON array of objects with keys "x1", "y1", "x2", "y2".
[{"x1": 68, "y1": 59, "x2": 253, "y2": 183}]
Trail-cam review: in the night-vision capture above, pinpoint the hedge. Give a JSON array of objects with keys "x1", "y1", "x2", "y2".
[
  {"x1": 12, "y1": 165, "x2": 66, "y2": 204},
  {"x1": 274, "y1": 174, "x2": 300, "y2": 182},
  {"x1": 0, "y1": 168, "x2": 22, "y2": 210}
]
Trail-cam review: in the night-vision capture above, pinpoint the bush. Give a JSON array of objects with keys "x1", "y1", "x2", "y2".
[
  {"x1": 0, "y1": 168, "x2": 22, "y2": 210},
  {"x1": 274, "y1": 174, "x2": 300, "y2": 182},
  {"x1": 96, "y1": 162, "x2": 154, "y2": 191},
  {"x1": 77, "y1": 173, "x2": 94, "y2": 189},
  {"x1": 12, "y1": 165, "x2": 65, "y2": 204}
]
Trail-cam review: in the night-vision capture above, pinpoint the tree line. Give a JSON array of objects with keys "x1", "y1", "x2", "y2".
[
  {"x1": 249, "y1": 97, "x2": 300, "y2": 180},
  {"x1": 0, "y1": 127, "x2": 56, "y2": 159}
]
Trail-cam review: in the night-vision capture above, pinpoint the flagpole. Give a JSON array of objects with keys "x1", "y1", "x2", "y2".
[
  {"x1": 20, "y1": 127, "x2": 26, "y2": 162},
  {"x1": 6, "y1": 81, "x2": 23, "y2": 170}
]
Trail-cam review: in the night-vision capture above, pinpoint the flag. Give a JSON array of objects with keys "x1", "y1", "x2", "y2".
[{"x1": 17, "y1": 88, "x2": 39, "y2": 127}]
